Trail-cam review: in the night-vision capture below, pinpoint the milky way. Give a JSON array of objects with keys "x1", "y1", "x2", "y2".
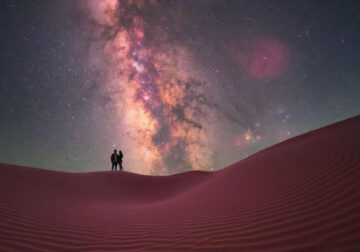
[
  {"x1": 1, "y1": 1, "x2": 360, "y2": 174},
  {"x1": 80, "y1": 0, "x2": 219, "y2": 174}
]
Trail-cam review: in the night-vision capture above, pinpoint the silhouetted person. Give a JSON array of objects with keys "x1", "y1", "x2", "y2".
[
  {"x1": 118, "y1": 150, "x2": 123, "y2": 171},
  {"x1": 111, "y1": 149, "x2": 118, "y2": 171}
]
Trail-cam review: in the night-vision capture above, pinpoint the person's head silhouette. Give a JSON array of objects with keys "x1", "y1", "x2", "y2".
[{"x1": 114, "y1": 149, "x2": 117, "y2": 153}]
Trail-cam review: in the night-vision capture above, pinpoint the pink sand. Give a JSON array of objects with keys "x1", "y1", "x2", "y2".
[{"x1": 0, "y1": 116, "x2": 359, "y2": 251}]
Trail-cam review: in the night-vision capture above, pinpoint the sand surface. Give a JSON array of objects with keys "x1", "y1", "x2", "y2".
[{"x1": 0, "y1": 116, "x2": 359, "y2": 251}]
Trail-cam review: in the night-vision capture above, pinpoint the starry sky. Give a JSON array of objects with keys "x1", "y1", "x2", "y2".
[{"x1": 1, "y1": 0, "x2": 360, "y2": 175}]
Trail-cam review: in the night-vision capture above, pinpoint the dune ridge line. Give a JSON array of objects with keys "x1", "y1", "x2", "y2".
[{"x1": 0, "y1": 115, "x2": 359, "y2": 251}]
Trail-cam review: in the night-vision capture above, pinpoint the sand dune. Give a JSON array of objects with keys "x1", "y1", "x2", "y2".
[{"x1": 0, "y1": 116, "x2": 360, "y2": 251}]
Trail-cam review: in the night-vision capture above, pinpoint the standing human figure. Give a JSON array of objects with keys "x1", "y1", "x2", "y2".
[
  {"x1": 111, "y1": 150, "x2": 118, "y2": 171},
  {"x1": 118, "y1": 150, "x2": 123, "y2": 171}
]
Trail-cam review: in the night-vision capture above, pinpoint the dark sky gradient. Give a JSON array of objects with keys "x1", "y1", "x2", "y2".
[{"x1": 1, "y1": 0, "x2": 360, "y2": 174}]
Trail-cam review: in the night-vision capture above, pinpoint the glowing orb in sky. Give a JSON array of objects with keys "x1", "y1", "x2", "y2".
[{"x1": 241, "y1": 38, "x2": 290, "y2": 80}]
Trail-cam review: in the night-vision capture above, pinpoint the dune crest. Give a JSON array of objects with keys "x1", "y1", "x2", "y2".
[{"x1": 1, "y1": 116, "x2": 360, "y2": 251}]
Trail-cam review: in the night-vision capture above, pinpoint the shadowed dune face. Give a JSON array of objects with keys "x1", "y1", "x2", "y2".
[{"x1": 0, "y1": 116, "x2": 360, "y2": 251}]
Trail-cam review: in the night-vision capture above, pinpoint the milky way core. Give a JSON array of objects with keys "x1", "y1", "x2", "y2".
[{"x1": 83, "y1": 0, "x2": 215, "y2": 174}]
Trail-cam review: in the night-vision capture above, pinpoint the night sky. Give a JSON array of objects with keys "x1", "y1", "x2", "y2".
[{"x1": 1, "y1": 0, "x2": 360, "y2": 175}]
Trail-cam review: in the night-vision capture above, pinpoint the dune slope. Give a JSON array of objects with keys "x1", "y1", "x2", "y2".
[{"x1": 0, "y1": 116, "x2": 360, "y2": 251}]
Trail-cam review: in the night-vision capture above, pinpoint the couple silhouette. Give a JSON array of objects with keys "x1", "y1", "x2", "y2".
[{"x1": 111, "y1": 149, "x2": 123, "y2": 171}]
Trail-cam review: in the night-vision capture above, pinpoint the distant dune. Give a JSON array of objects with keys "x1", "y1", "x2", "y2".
[{"x1": 0, "y1": 116, "x2": 360, "y2": 251}]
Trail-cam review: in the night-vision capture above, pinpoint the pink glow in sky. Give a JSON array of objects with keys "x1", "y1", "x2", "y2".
[{"x1": 240, "y1": 38, "x2": 290, "y2": 80}]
